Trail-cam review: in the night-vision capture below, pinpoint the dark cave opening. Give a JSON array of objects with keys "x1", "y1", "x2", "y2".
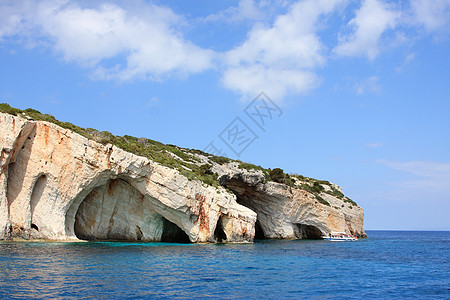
[
  {"x1": 31, "y1": 223, "x2": 39, "y2": 231},
  {"x1": 160, "y1": 218, "x2": 191, "y2": 243},
  {"x1": 231, "y1": 193, "x2": 267, "y2": 241},
  {"x1": 214, "y1": 217, "x2": 227, "y2": 243},
  {"x1": 254, "y1": 220, "x2": 266, "y2": 240},
  {"x1": 74, "y1": 179, "x2": 192, "y2": 243},
  {"x1": 297, "y1": 224, "x2": 323, "y2": 239},
  {"x1": 135, "y1": 226, "x2": 143, "y2": 241}
]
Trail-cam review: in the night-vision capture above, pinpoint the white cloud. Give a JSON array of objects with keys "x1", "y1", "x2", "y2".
[
  {"x1": 1, "y1": 0, "x2": 448, "y2": 102},
  {"x1": 0, "y1": 2, "x2": 25, "y2": 39},
  {"x1": 395, "y1": 52, "x2": 415, "y2": 72},
  {"x1": 378, "y1": 159, "x2": 450, "y2": 190},
  {"x1": 354, "y1": 76, "x2": 380, "y2": 94},
  {"x1": 333, "y1": 0, "x2": 400, "y2": 60},
  {"x1": 222, "y1": 0, "x2": 346, "y2": 101},
  {"x1": 379, "y1": 160, "x2": 450, "y2": 178},
  {"x1": 0, "y1": 0, "x2": 214, "y2": 81},
  {"x1": 203, "y1": 0, "x2": 265, "y2": 23},
  {"x1": 334, "y1": 75, "x2": 381, "y2": 95},
  {"x1": 222, "y1": 65, "x2": 320, "y2": 101},
  {"x1": 145, "y1": 97, "x2": 160, "y2": 108},
  {"x1": 202, "y1": 0, "x2": 293, "y2": 24},
  {"x1": 365, "y1": 142, "x2": 383, "y2": 148},
  {"x1": 410, "y1": 0, "x2": 450, "y2": 31},
  {"x1": 0, "y1": 1, "x2": 42, "y2": 43}
]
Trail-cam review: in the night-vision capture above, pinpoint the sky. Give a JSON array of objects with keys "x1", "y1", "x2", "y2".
[{"x1": 0, "y1": 0, "x2": 449, "y2": 231}]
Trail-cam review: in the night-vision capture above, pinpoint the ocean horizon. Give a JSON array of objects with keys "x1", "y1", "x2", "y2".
[{"x1": 1, "y1": 230, "x2": 448, "y2": 299}]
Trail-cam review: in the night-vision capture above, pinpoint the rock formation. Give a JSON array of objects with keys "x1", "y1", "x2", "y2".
[
  {"x1": 0, "y1": 111, "x2": 365, "y2": 243},
  {"x1": 216, "y1": 164, "x2": 365, "y2": 239}
]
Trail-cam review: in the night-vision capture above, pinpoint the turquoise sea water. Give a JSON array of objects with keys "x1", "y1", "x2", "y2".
[{"x1": 0, "y1": 231, "x2": 449, "y2": 299}]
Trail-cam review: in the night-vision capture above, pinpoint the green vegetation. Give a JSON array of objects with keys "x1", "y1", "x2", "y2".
[
  {"x1": 316, "y1": 180, "x2": 331, "y2": 185},
  {"x1": 0, "y1": 103, "x2": 21, "y2": 115},
  {"x1": 311, "y1": 182, "x2": 325, "y2": 194},
  {"x1": 0, "y1": 102, "x2": 359, "y2": 204},
  {"x1": 0, "y1": 103, "x2": 219, "y2": 187},
  {"x1": 290, "y1": 172, "x2": 358, "y2": 206},
  {"x1": 328, "y1": 189, "x2": 344, "y2": 199},
  {"x1": 238, "y1": 162, "x2": 266, "y2": 172},
  {"x1": 236, "y1": 162, "x2": 270, "y2": 183},
  {"x1": 232, "y1": 159, "x2": 357, "y2": 207},
  {"x1": 0, "y1": 104, "x2": 94, "y2": 139},
  {"x1": 269, "y1": 168, "x2": 285, "y2": 183},
  {"x1": 298, "y1": 183, "x2": 327, "y2": 205},
  {"x1": 267, "y1": 168, "x2": 296, "y2": 187},
  {"x1": 209, "y1": 155, "x2": 231, "y2": 165},
  {"x1": 292, "y1": 174, "x2": 331, "y2": 205},
  {"x1": 344, "y1": 197, "x2": 358, "y2": 206},
  {"x1": 316, "y1": 195, "x2": 331, "y2": 207}
]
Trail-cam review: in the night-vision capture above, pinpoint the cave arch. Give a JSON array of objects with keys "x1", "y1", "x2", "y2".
[
  {"x1": 74, "y1": 178, "x2": 155, "y2": 241},
  {"x1": 30, "y1": 174, "x2": 47, "y2": 227},
  {"x1": 65, "y1": 172, "x2": 115, "y2": 238},
  {"x1": 213, "y1": 216, "x2": 227, "y2": 243},
  {"x1": 254, "y1": 220, "x2": 266, "y2": 240},
  {"x1": 6, "y1": 125, "x2": 36, "y2": 214},
  {"x1": 160, "y1": 218, "x2": 190, "y2": 243},
  {"x1": 72, "y1": 178, "x2": 191, "y2": 243},
  {"x1": 296, "y1": 224, "x2": 323, "y2": 239}
]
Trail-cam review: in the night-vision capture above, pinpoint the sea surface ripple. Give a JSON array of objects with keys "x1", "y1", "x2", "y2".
[{"x1": 0, "y1": 231, "x2": 448, "y2": 299}]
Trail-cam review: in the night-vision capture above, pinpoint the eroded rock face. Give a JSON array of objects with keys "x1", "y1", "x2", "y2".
[
  {"x1": 0, "y1": 113, "x2": 255, "y2": 242},
  {"x1": 215, "y1": 163, "x2": 366, "y2": 238},
  {"x1": 75, "y1": 179, "x2": 160, "y2": 241},
  {"x1": 0, "y1": 112, "x2": 365, "y2": 242}
]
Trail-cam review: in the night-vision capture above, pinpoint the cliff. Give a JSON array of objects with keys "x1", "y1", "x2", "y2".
[{"x1": 0, "y1": 107, "x2": 365, "y2": 242}]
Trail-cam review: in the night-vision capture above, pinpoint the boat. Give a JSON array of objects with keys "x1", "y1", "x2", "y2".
[{"x1": 322, "y1": 232, "x2": 358, "y2": 241}]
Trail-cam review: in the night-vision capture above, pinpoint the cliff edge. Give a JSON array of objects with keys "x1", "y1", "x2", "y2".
[{"x1": 0, "y1": 107, "x2": 365, "y2": 242}]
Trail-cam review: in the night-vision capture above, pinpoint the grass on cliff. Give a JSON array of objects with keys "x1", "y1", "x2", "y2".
[
  {"x1": 235, "y1": 163, "x2": 340, "y2": 207},
  {"x1": 0, "y1": 103, "x2": 357, "y2": 205},
  {"x1": 0, "y1": 103, "x2": 219, "y2": 187}
]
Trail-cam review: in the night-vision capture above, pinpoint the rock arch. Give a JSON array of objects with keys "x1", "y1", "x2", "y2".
[
  {"x1": 295, "y1": 224, "x2": 323, "y2": 239},
  {"x1": 70, "y1": 177, "x2": 192, "y2": 242},
  {"x1": 160, "y1": 218, "x2": 190, "y2": 243},
  {"x1": 1, "y1": 113, "x2": 258, "y2": 242},
  {"x1": 6, "y1": 124, "x2": 37, "y2": 230},
  {"x1": 213, "y1": 215, "x2": 227, "y2": 243},
  {"x1": 30, "y1": 174, "x2": 47, "y2": 231},
  {"x1": 64, "y1": 171, "x2": 117, "y2": 239},
  {"x1": 254, "y1": 220, "x2": 267, "y2": 240}
]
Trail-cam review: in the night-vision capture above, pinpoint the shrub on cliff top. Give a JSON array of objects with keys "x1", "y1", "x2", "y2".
[
  {"x1": 327, "y1": 188, "x2": 344, "y2": 199},
  {"x1": 311, "y1": 182, "x2": 325, "y2": 194},
  {"x1": 316, "y1": 195, "x2": 331, "y2": 207},
  {"x1": 0, "y1": 103, "x2": 348, "y2": 195},
  {"x1": 269, "y1": 168, "x2": 285, "y2": 183},
  {"x1": 0, "y1": 103, "x2": 21, "y2": 116},
  {"x1": 210, "y1": 156, "x2": 231, "y2": 165},
  {"x1": 199, "y1": 164, "x2": 213, "y2": 176},
  {"x1": 238, "y1": 162, "x2": 266, "y2": 172},
  {"x1": 344, "y1": 197, "x2": 358, "y2": 206},
  {"x1": 267, "y1": 168, "x2": 296, "y2": 187}
]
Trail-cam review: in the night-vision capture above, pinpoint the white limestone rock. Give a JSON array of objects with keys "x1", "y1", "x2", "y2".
[
  {"x1": 215, "y1": 163, "x2": 366, "y2": 239},
  {"x1": 0, "y1": 112, "x2": 255, "y2": 242},
  {"x1": 0, "y1": 111, "x2": 365, "y2": 243}
]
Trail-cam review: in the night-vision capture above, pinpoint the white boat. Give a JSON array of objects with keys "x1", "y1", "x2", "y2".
[{"x1": 322, "y1": 232, "x2": 358, "y2": 241}]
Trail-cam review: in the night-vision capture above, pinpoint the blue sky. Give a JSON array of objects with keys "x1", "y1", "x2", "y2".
[{"x1": 1, "y1": 0, "x2": 449, "y2": 230}]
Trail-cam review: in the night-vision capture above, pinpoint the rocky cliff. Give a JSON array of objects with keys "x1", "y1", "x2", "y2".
[{"x1": 0, "y1": 108, "x2": 365, "y2": 243}]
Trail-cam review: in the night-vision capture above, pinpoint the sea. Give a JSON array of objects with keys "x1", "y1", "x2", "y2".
[{"x1": 0, "y1": 231, "x2": 448, "y2": 299}]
